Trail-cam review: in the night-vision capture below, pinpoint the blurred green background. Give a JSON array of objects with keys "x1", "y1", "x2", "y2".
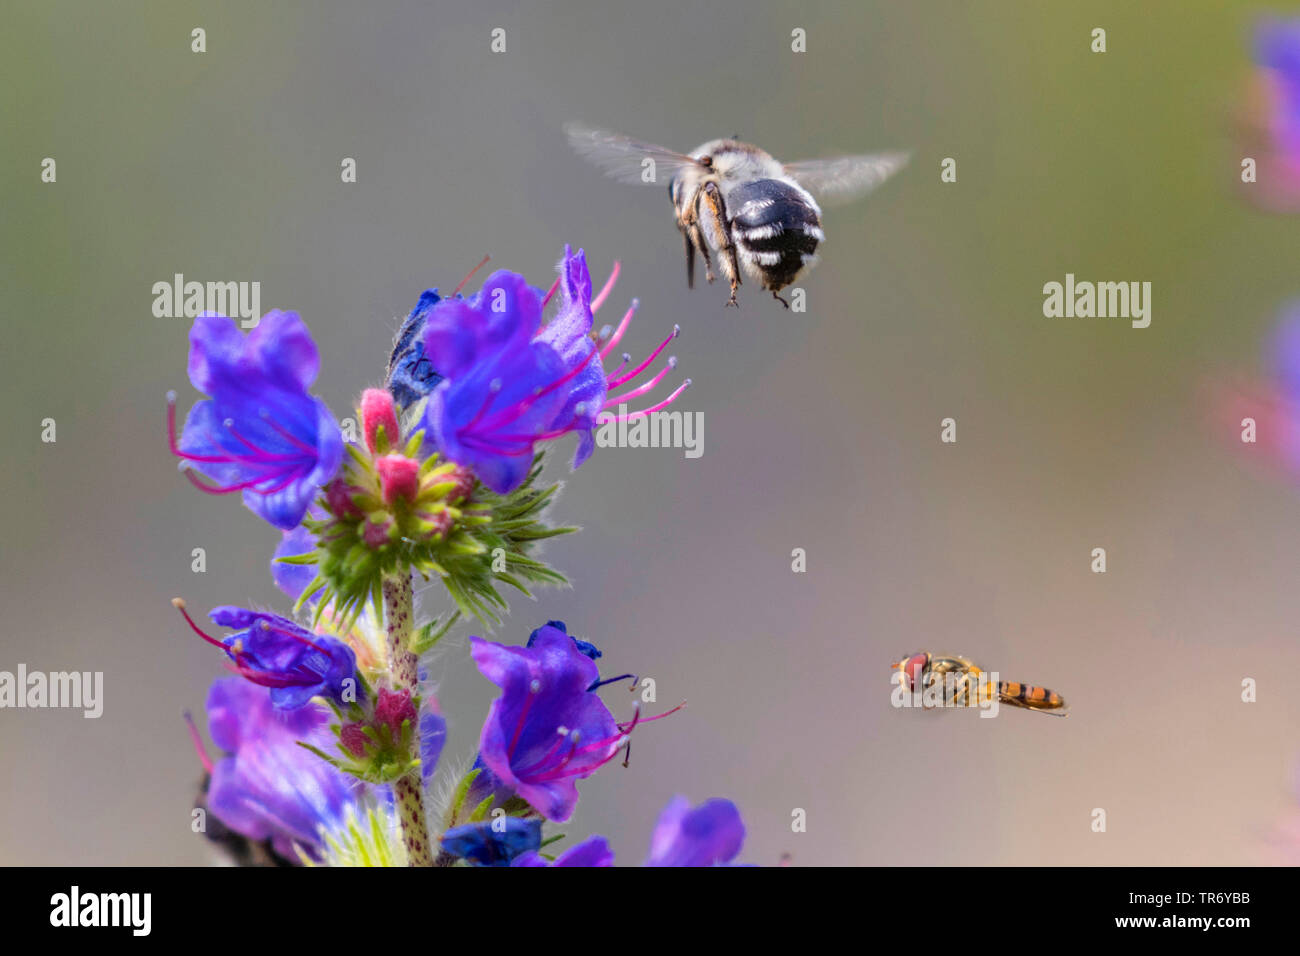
[{"x1": 2, "y1": 0, "x2": 1299, "y2": 864}]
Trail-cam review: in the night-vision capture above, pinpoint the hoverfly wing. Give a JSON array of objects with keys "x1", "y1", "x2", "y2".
[
  {"x1": 564, "y1": 123, "x2": 705, "y2": 185},
  {"x1": 997, "y1": 696, "x2": 1070, "y2": 716},
  {"x1": 784, "y1": 150, "x2": 912, "y2": 204}
]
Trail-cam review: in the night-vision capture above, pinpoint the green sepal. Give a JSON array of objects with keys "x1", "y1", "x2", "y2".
[{"x1": 410, "y1": 610, "x2": 461, "y2": 655}]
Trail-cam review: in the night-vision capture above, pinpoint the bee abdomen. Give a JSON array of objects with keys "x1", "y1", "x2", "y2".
[{"x1": 728, "y1": 178, "x2": 823, "y2": 291}]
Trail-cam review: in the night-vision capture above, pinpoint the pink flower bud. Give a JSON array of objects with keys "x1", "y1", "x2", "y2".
[
  {"x1": 375, "y1": 688, "x2": 417, "y2": 737},
  {"x1": 361, "y1": 388, "x2": 400, "y2": 454},
  {"x1": 429, "y1": 510, "x2": 454, "y2": 539},
  {"x1": 325, "y1": 477, "x2": 364, "y2": 519},
  {"x1": 340, "y1": 722, "x2": 370, "y2": 758},
  {"x1": 362, "y1": 514, "x2": 394, "y2": 548},
  {"x1": 443, "y1": 466, "x2": 475, "y2": 503},
  {"x1": 376, "y1": 454, "x2": 420, "y2": 506}
]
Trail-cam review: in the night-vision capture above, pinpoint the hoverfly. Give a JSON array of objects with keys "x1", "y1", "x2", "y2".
[
  {"x1": 565, "y1": 124, "x2": 909, "y2": 308},
  {"x1": 892, "y1": 651, "x2": 1069, "y2": 716}
]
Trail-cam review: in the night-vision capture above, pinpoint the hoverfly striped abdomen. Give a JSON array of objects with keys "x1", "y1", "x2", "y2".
[
  {"x1": 728, "y1": 179, "x2": 823, "y2": 292},
  {"x1": 997, "y1": 681, "x2": 1066, "y2": 712}
]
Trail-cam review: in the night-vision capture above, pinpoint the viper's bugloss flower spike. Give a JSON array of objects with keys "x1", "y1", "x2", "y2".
[
  {"x1": 512, "y1": 835, "x2": 615, "y2": 867},
  {"x1": 645, "y1": 796, "x2": 748, "y2": 867},
  {"x1": 468, "y1": 624, "x2": 682, "y2": 822},
  {"x1": 167, "y1": 311, "x2": 344, "y2": 530},
  {"x1": 199, "y1": 678, "x2": 370, "y2": 863},
  {"x1": 417, "y1": 246, "x2": 689, "y2": 494},
  {"x1": 440, "y1": 817, "x2": 542, "y2": 867},
  {"x1": 172, "y1": 598, "x2": 360, "y2": 710}
]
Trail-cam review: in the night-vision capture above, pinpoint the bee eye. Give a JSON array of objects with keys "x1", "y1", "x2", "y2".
[{"x1": 700, "y1": 156, "x2": 713, "y2": 168}]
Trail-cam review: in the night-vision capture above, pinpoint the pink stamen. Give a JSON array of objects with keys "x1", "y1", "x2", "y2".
[
  {"x1": 226, "y1": 659, "x2": 320, "y2": 689},
  {"x1": 172, "y1": 598, "x2": 231, "y2": 652},
  {"x1": 600, "y1": 379, "x2": 691, "y2": 422},
  {"x1": 182, "y1": 469, "x2": 277, "y2": 496},
  {"x1": 467, "y1": 346, "x2": 600, "y2": 436},
  {"x1": 507, "y1": 679, "x2": 540, "y2": 759},
  {"x1": 528, "y1": 735, "x2": 627, "y2": 783},
  {"x1": 589, "y1": 261, "x2": 621, "y2": 314},
  {"x1": 598, "y1": 301, "x2": 637, "y2": 358},
  {"x1": 606, "y1": 353, "x2": 631, "y2": 380},
  {"x1": 462, "y1": 379, "x2": 504, "y2": 433},
  {"x1": 167, "y1": 393, "x2": 231, "y2": 465},
  {"x1": 259, "y1": 620, "x2": 333, "y2": 657},
  {"x1": 603, "y1": 357, "x2": 676, "y2": 407},
  {"x1": 259, "y1": 414, "x2": 320, "y2": 456},
  {"x1": 513, "y1": 728, "x2": 577, "y2": 779},
  {"x1": 459, "y1": 434, "x2": 536, "y2": 456},
  {"x1": 182, "y1": 710, "x2": 215, "y2": 774},
  {"x1": 246, "y1": 468, "x2": 306, "y2": 496},
  {"x1": 540, "y1": 274, "x2": 563, "y2": 308},
  {"x1": 617, "y1": 701, "x2": 686, "y2": 733},
  {"x1": 221, "y1": 420, "x2": 305, "y2": 462},
  {"x1": 606, "y1": 325, "x2": 679, "y2": 389},
  {"x1": 452, "y1": 255, "x2": 491, "y2": 297}
]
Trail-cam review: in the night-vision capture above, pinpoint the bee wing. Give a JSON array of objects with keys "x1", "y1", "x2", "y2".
[
  {"x1": 784, "y1": 151, "x2": 912, "y2": 204},
  {"x1": 564, "y1": 123, "x2": 705, "y2": 185}
]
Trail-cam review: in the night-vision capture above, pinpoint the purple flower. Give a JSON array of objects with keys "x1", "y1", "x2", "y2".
[
  {"x1": 468, "y1": 626, "x2": 631, "y2": 822},
  {"x1": 271, "y1": 513, "x2": 324, "y2": 605},
  {"x1": 199, "y1": 677, "x2": 366, "y2": 862},
  {"x1": 512, "y1": 835, "x2": 614, "y2": 867},
  {"x1": 167, "y1": 311, "x2": 344, "y2": 530},
  {"x1": 1240, "y1": 19, "x2": 1300, "y2": 210},
  {"x1": 419, "y1": 707, "x2": 448, "y2": 787},
  {"x1": 440, "y1": 818, "x2": 542, "y2": 867},
  {"x1": 1274, "y1": 303, "x2": 1300, "y2": 402},
  {"x1": 645, "y1": 796, "x2": 747, "y2": 867},
  {"x1": 174, "y1": 599, "x2": 359, "y2": 710},
  {"x1": 417, "y1": 247, "x2": 689, "y2": 494},
  {"x1": 528, "y1": 619, "x2": 601, "y2": 662},
  {"x1": 1257, "y1": 19, "x2": 1300, "y2": 170}
]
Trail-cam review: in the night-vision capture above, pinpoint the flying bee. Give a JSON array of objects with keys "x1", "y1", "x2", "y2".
[
  {"x1": 565, "y1": 124, "x2": 909, "y2": 308},
  {"x1": 892, "y1": 651, "x2": 1069, "y2": 716}
]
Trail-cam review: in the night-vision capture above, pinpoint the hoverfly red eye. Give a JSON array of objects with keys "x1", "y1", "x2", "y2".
[{"x1": 903, "y1": 653, "x2": 928, "y2": 690}]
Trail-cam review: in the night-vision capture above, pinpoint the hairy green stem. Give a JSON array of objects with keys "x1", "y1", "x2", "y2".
[{"x1": 383, "y1": 574, "x2": 432, "y2": 866}]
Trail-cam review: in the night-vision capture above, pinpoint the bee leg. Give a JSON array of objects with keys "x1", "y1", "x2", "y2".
[
  {"x1": 771, "y1": 290, "x2": 790, "y2": 310},
  {"x1": 691, "y1": 225, "x2": 715, "y2": 283},
  {"x1": 680, "y1": 189, "x2": 715, "y2": 285},
  {"x1": 701, "y1": 182, "x2": 740, "y2": 307},
  {"x1": 681, "y1": 229, "x2": 696, "y2": 289}
]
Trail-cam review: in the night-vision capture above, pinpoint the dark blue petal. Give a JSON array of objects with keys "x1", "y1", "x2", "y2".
[{"x1": 441, "y1": 818, "x2": 542, "y2": 867}]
